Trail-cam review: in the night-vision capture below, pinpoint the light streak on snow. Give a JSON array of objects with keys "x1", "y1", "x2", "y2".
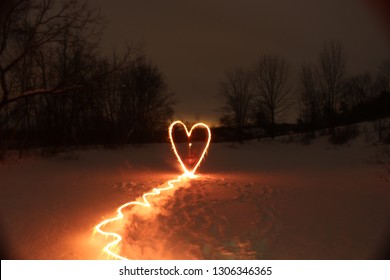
[
  {"x1": 94, "y1": 174, "x2": 190, "y2": 259},
  {"x1": 93, "y1": 121, "x2": 211, "y2": 259}
]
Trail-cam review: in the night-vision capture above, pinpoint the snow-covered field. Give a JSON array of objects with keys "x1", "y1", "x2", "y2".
[{"x1": 1, "y1": 130, "x2": 390, "y2": 259}]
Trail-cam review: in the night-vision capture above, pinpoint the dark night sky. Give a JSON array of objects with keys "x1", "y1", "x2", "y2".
[{"x1": 93, "y1": 0, "x2": 389, "y2": 125}]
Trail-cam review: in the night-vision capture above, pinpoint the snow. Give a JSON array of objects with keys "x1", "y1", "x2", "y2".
[{"x1": 1, "y1": 131, "x2": 390, "y2": 259}]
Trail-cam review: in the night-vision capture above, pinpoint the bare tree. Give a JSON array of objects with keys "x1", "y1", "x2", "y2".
[
  {"x1": 118, "y1": 55, "x2": 175, "y2": 142},
  {"x1": 83, "y1": 46, "x2": 142, "y2": 129},
  {"x1": 0, "y1": 0, "x2": 176, "y2": 152},
  {"x1": 376, "y1": 58, "x2": 390, "y2": 95},
  {"x1": 0, "y1": 0, "x2": 101, "y2": 109},
  {"x1": 342, "y1": 73, "x2": 373, "y2": 111},
  {"x1": 252, "y1": 54, "x2": 289, "y2": 137},
  {"x1": 317, "y1": 40, "x2": 346, "y2": 128},
  {"x1": 0, "y1": 0, "x2": 102, "y2": 153},
  {"x1": 298, "y1": 63, "x2": 321, "y2": 129},
  {"x1": 218, "y1": 67, "x2": 253, "y2": 141}
]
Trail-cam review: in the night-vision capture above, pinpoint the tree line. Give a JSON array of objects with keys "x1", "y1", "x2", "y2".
[
  {"x1": 217, "y1": 40, "x2": 390, "y2": 143},
  {"x1": 1, "y1": 1, "x2": 389, "y2": 157},
  {"x1": 0, "y1": 0, "x2": 175, "y2": 157}
]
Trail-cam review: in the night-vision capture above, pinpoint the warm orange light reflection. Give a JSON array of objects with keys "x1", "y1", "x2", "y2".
[{"x1": 93, "y1": 121, "x2": 211, "y2": 259}]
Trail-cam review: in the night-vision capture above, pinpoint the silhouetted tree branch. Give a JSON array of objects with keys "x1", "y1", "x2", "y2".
[
  {"x1": 218, "y1": 67, "x2": 253, "y2": 141},
  {"x1": 0, "y1": 0, "x2": 101, "y2": 108},
  {"x1": 253, "y1": 54, "x2": 290, "y2": 138},
  {"x1": 298, "y1": 63, "x2": 321, "y2": 132},
  {"x1": 317, "y1": 40, "x2": 346, "y2": 130},
  {"x1": 376, "y1": 58, "x2": 390, "y2": 95}
]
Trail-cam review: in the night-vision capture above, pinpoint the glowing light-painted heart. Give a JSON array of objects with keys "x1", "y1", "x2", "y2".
[
  {"x1": 169, "y1": 120, "x2": 211, "y2": 176},
  {"x1": 94, "y1": 120, "x2": 211, "y2": 260}
]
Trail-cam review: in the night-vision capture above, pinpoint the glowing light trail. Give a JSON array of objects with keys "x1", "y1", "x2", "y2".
[
  {"x1": 94, "y1": 174, "x2": 190, "y2": 259},
  {"x1": 94, "y1": 121, "x2": 211, "y2": 259},
  {"x1": 169, "y1": 120, "x2": 211, "y2": 176}
]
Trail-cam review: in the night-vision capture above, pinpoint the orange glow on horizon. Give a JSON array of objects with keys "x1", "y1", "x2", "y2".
[{"x1": 93, "y1": 120, "x2": 211, "y2": 259}]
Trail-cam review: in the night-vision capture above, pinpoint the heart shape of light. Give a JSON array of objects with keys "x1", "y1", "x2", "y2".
[{"x1": 169, "y1": 120, "x2": 211, "y2": 176}]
